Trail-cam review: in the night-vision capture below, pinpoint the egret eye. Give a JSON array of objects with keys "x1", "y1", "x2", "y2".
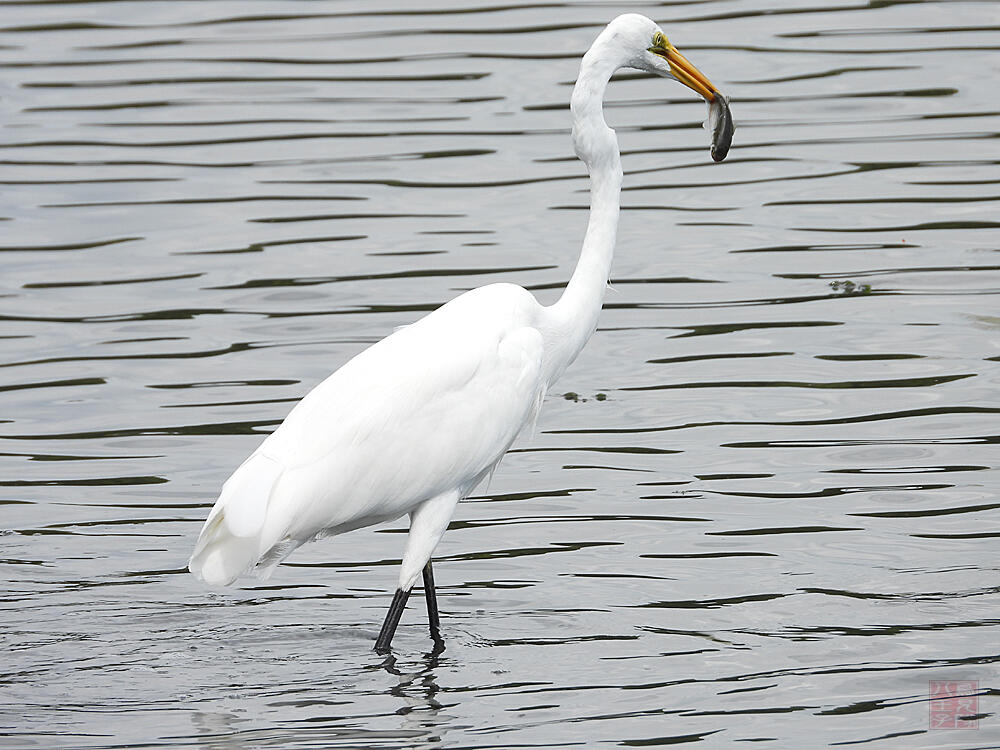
[{"x1": 651, "y1": 31, "x2": 668, "y2": 49}]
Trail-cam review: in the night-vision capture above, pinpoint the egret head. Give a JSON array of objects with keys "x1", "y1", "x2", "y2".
[
  {"x1": 574, "y1": 14, "x2": 734, "y2": 163},
  {"x1": 603, "y1": 14, "x2": 719, "y2": 102}
]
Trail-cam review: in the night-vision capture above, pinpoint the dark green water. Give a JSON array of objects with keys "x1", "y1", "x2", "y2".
[{"x1": 2, "y1": 1, "x2": 998, "y2": 747}]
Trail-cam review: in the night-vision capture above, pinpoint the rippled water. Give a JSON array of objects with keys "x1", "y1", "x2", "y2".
[{"x1": 2, "y1": 1, "x2": 999, "y2": 747}]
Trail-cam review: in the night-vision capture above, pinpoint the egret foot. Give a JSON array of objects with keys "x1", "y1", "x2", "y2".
[
  {"x1": 374, "y1": 587, "x2": 411, "y2": 655},
  {"x1": 422, "y1": 561, "x2": 444, "y2": 649},
  {"x1": 373, "y1": 561, "x2": 444, "y2": 654}
]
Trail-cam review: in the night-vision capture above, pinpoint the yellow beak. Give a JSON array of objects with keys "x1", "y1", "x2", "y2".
[{"x1": 651, "y1": 44, "x2": 718, "y2": 102}]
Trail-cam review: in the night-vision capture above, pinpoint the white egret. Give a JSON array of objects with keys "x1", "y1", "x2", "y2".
[{"x1": 189, "y1": 13, "x2": 732, "y2": 654}]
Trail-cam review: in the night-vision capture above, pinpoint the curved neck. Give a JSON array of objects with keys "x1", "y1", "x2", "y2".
[{"x1": 543, "y1": 41, "x2": 624, "y2": 385}]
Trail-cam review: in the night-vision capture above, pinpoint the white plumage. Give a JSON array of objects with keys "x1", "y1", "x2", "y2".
[
  {"x1": 188, "y1": 13, "x2": 728, "y2": 651},
  {"x1": 190, "y1": 284, "x2": 546, "y2": 590}
]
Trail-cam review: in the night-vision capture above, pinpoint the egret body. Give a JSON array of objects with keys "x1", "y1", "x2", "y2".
[{"x1": 189, "y1": 13, "x2": 730, "y2": 654}]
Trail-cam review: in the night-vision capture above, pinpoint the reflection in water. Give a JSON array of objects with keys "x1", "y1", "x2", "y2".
[
  {"x1": 381, "y1": 649, "x2": 448, "y2": 748},
  {"x1": 1, "y1": 0, "x2": 998, "y2": 748}
]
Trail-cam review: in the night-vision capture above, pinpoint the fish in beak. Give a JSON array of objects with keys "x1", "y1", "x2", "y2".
[{"x1": 650, "y1": 39, "x2": 734, "y2": 161}]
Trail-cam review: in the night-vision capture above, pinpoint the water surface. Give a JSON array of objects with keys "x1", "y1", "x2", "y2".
[{"x1": 2, "y1": 0, "x2": 998, "y2": 747}]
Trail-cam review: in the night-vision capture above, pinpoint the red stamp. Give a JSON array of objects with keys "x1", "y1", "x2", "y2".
[{"x1": 929, "y1": 680, "x2": 979, "y2": 729}]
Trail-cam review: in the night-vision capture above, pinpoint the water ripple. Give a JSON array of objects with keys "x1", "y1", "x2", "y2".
[{"x1": 2, "y1": 1, "x2": 998, "y2": 748}]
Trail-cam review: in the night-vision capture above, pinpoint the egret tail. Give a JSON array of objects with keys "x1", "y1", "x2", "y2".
[{"x1": 188, "y1": 452, "x2": 285, "y2": 585}]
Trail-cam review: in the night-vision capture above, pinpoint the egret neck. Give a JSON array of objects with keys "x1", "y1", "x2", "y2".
[{"x1": 544, "y1": 34, "x2": 625, "y2": 386}]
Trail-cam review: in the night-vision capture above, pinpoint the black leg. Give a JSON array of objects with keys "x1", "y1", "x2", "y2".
[
  {"x1": 422, "y1": 560, "x2": 443, "y2": 647},
  {"x1": 374, "y1": 587, "x2": 411, "y2": 655}
]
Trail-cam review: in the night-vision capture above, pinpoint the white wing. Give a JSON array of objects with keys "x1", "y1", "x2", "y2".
[{"x1": 189, "y1": 283, "x2": 546, "y2": 584}]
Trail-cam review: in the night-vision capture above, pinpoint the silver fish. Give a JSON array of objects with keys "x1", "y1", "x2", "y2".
[{"x1": 708, "y1": 94, "x2": 734, "y2": 162}]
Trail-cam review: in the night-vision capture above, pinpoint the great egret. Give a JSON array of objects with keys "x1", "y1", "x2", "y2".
[{"x1": 189, "y1": 13, "x2": 732, "y2": 654}]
